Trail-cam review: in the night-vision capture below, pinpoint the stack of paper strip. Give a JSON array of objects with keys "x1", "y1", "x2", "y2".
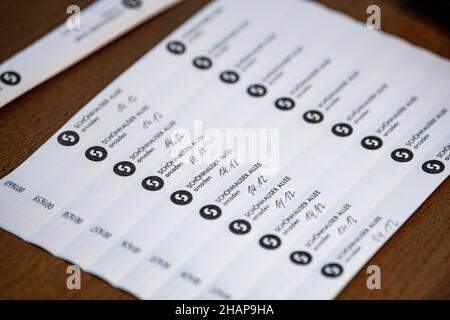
[{"x1": 0, "y1": 0, "x2": 449, "y2": 299}]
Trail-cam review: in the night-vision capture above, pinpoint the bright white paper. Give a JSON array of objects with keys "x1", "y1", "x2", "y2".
[
  {"x1": 0, "y1": 0, "x2": 183, "y2": 109},
  {"x1": 0, "y1": 0, "x2": 449, "y2": 300}
]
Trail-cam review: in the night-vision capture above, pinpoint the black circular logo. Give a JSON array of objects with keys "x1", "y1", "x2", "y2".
[
  {"x1": 391, "y1": 148, "x2": 414, "y2": 163},
  {"x1": 229, "y1": 219, "x2": 251, "y2": 235},
  {"x1": 113, "y1": 161, "x2": 136, "y2": 177},
  {"x1": 331, "y1": 123, "x2": 353, "y2": 137},
  {"x1": 142, "y1": 176, "x2": 164, "y2": 191},
  {"x1": 199, "y1": 204, "x2": 222, "y2": 220},
  {"x1": 166, "y1": 40, "x2": 186, "y2": 55},
  {"x1": 193, "y1": 56, "x2": 212, "y2": 70},
  {"x1": 0, "y1": 71, "x2": 21, "y2": 86},
  {"x1": 303, "y1": 110, "x2": 324, "y2": 124},
  {"x1": 259, "y1": 234, "x2": 281, "y2": 250},
  {"x1": 247, "y1": 84, "x2": 267, "y2": 97},
  {"x1": 220, "y1": 70, "x2": 239, "y2": 84},
  {"x1": 321, "y1": 263, "x2": 343, "y2": 278},
  {"x1": 275, "y1": 97, "x2": 295, "y2": 111},
  {"x1": 290, "y1": 251, "x2": 312, "y2": 265},
  {"x1": 122, "y1": 0, "x2": 141, "y2": 8},
  {"x1": 361, "y1": 136, "x2": 383, "y2": 150},
  {"x1": 422, "y1": 160, "x2": 445, "y2": 174},
  {"x1": 57, "y1": 130, "x2": 79, "y2": 146},
  {"x1": 170, "y1": 190, "x2": 193, "y2": 205},
  {"x1": 85, "y1": 146, "x2": 108, "y2": 162}
]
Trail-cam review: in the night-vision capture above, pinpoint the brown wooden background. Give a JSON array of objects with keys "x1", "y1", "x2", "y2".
[{"x1": 0, "y1": 0, "x2": 449, "y2": 299}]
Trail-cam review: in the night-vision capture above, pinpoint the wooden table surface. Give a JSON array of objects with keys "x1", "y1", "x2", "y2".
[{"x1": 0, "y1": 0, "x2": 449, "y2": 300}]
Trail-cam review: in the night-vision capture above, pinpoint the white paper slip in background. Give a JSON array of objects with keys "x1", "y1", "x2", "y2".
[
  {"x1": 0, "y1": 0, "x2": 449, "y2": 300},
  {"x1": 0, "y1": 0, "x2": 182, "y2": 109}
]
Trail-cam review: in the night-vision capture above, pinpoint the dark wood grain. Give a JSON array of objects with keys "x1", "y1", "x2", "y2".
[{"x1": 0, "y1": 0, "x2": 448, "y2": 300}]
